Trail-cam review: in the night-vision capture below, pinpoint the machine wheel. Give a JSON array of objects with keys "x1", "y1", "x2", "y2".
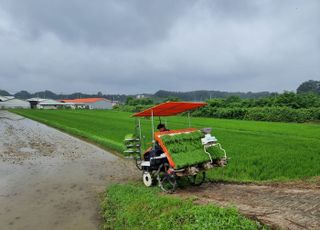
[
  {"x1": 135, "y1": 157, "x2": 142, "y2": 170},
  {"x1": 188, "y1": 171, "x2": 206, "y2": 186},
  {"x1": 157, "y1": 163, "x2": 177, "y2": 193},
  {"x1": 142, "y1": 171, "x2": 153, "y2": 187}
]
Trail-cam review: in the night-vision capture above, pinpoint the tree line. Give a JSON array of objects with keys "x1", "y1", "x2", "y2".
[
  {"x1": 115, "y1": 91, "x2": 320, "y2": 123},
  {"x1": 191, "y1": 92, "x2": 320, "y2": 123}
]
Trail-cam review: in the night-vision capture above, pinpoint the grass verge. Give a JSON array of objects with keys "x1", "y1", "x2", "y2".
[{"x1": 101, "y1": 184, "x2": 267, "y2": 230}]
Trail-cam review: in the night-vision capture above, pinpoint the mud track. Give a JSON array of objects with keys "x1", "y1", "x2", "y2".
[
  {"x1": 0, "y1": 111, "x2": 139, "y2": 230},
  {"x1": 176, "y1": 182, "x2": 320, "y2": 229}
]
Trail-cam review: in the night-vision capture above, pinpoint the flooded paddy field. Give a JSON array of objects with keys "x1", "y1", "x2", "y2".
[{"x1": 0, "y1": 111, "x2": 138, "y2": 230}]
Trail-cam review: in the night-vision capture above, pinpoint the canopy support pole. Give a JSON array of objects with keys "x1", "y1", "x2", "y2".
[
  {"x1": 138, "y1": 118, "x2": 142, "y2": 155},
  {"x1": 151, "y1": 110, "x2": 155, "y2": 149}
]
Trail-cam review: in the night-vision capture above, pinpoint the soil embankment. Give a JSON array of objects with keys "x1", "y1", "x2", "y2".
[
  {"x1": 0, "y1": 111, "x2": 139, "y2": 230},
  {"x1": 176, "y1": 182, "x2": 320, "y2": 229}
]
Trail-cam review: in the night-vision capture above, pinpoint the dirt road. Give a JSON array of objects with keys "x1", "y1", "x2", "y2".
[
  {"x1": 0, "y1": 111, "x2": 139, "y2": 230},
  {"x1": 176, "y1": 182, "x2": 320, "y2": 229}
]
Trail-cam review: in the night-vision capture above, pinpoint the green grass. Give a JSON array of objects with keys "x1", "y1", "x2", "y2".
[
  {"x1": 101, "y1": 184, "x2": 266, "y2": 230},
  {"x1": 12, "y1": 109, "x2": 320, "y2": 182}
]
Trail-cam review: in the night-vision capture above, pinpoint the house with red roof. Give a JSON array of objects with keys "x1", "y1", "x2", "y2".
[{"x1": 60, "y1": 98, "x2": 112, "y2": 110}]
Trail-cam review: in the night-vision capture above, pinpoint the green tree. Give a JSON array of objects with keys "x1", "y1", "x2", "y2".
[
  {"x1": 297, "y1": 80, "x2": 320, "y2": 94},
  {"x1": 275, "y1": 92, "x2": 299, "y2": 108},
  {"x1": 225, "y1": 96, "x2": 241, "y2": 104},
  {"x1": 125, "y1": 96, "x2": 134, "y2": 105}
]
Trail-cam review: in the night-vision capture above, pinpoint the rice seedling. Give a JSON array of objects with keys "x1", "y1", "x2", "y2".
[{"x1": 160, "y1": 131, "x2": 225, "y2": 169}]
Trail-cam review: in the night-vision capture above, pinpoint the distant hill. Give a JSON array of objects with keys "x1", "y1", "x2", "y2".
[
  {"x1": 0, "y1": 89, "x2": 11, "y2": 96},
  {"x1": 1, "y1": 89, "x2": 276, "y2": 103},
  {"x1": 10, "y1": 90, "x2": 128, "y2": 102},
  {"x1": 154, "y1": 90, "x2": 275, "y2": 101}
]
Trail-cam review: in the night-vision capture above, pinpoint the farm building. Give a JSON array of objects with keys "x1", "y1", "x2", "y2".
[
  {"x1": 27, "y1": 98, "x2": 46, "y2": 109},
  {"x1": 0, "y1": 96, "x2": 30, "y2": 109},
  {"x1": 61, "y1": 98, "x2": 112, "y2": 109},
  {"x1": 27, "y1": 98, "x2": 73, "y2": 109}
]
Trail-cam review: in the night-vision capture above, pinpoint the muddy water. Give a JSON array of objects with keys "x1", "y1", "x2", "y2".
[{"x1": 0, "y1": 111, "x2": 139, "y2": 230}]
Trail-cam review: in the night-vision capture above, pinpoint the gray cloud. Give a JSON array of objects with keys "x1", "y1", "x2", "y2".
[
  {"x1": 1, "y1": 0, "x2": 190, "y2": 47},
  {"x1": 0, "y1": 0, "x2": 319, "y2": 94}
]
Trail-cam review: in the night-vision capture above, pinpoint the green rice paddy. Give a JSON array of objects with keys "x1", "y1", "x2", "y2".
[{"x1": 12, "y1": 109, "x2": 320, "y2": 182}]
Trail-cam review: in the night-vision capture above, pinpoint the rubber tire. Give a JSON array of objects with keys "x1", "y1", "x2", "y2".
[{"x1": 142, "y1": 171, "x2": 153, "y2": 187}]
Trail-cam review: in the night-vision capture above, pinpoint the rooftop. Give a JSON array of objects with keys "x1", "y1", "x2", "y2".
[{"x1": 60, "y1": 98, "x2": 108, "y2": 103}]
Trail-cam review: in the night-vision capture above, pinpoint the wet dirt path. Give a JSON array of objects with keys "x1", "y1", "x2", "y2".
[
  {"x1": 176, "y1": 182, "x2": 320, "y2": 229},
  {"x1": 0, "y1": 111, "x2": 139, "y2": 230}
]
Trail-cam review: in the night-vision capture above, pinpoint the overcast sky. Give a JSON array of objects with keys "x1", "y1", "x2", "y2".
[{"x1": 0, "y1": 0, "x2": 319, "y2": 94}]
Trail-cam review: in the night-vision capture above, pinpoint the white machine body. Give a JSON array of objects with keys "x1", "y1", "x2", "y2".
[{"x1": 201, "y1": 134, "x2": 217, "y2": 146}]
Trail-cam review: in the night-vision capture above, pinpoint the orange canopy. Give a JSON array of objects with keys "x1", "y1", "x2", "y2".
[{"x1": 133, "y1": 102, "x2": 207, "y2": 117}]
